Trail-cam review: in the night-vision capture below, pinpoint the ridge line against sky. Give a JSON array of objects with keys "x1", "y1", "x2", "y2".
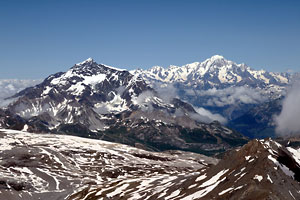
[{"x1": 0, "y1": 0, "x2": 299, "y2": 79}]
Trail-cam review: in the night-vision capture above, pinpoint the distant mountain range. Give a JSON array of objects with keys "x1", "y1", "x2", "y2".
[
  {"x1": 132, "y1": 55, "x2": 291, "y2": 90},
  {"x1": 0, "y1": 58, "x2": 247, "y2": 155},
  {"x1": 0, "y1": 55, "x2": 298, "y2": 150},
  {"x1": 130, "y1": 55, "x2": 300, "y2": 139},
  {"x1": 132, "y1": 55, "x2": 297, "y2": 121}
]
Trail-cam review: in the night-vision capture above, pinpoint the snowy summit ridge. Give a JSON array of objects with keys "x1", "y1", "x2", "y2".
[
  {"x1": 76, "y1": 57, "x2": 94, "y2": 66},
  {"x1": 132, "y1": 55, "x2": 291, "y2": 89}
]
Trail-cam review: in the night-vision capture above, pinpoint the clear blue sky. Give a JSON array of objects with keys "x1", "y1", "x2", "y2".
[{"x1": 0, "y1": 0, "x2": 299, "y2": 79}]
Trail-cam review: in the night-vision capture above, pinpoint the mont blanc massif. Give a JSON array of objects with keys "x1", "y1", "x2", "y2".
[{"x1": 1, "y1": 55, "x2": 300, "y2": 200}]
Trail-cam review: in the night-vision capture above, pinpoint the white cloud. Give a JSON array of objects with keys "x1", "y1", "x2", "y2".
[
  {"x1": 197, "y1": 86, "x2": 267, "y2": 107},
  {"x1": 194, "y1": 107, "x2": 227, "y2": 124},
  {"x1": 132, "y1": 90, "x2": 156, "y2": 112},
  {"x1": 153, "y1": 83, "x2": 178, "y2": 103},
  {"x1": 275, "y1": 82, "x2": 300, "y2": 136},
  {"x1": 0, "y1": 79, "x2": 41, "y2": 107}
]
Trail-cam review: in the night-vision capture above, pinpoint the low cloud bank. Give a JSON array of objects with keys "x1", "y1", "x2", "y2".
[
  {"x1": 0, "y1": 79, "x2": 41, "y2": 107},
  {"x1": 198, "y1": 86, "x2": 267, "y2": 107},
  {"x1": 133, "y1": 88, "x2": 227, "y2": 124},
  {"x1": 275, "y1": 82, "x2": 300, "y2": 136},
  {"x1": 154, "y1": 84, "x2": 227, "y2": 123},
  {"x1": 153, "y1": 83, "x2": 178, "y2": 103},
  {"x1": 194, "y1": 107, "x2": 227, "y2": 124}
]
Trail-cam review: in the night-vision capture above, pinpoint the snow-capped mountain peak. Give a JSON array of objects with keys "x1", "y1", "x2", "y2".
[
  {"x1": 209, "y1": 54, "x2": 225, "y2": 60},
  {"x1": 75, "y1": 57, "x2": 94, "y2": 66},
  {"x1": 203, "y1": 54, "x2": 229, "y2": 65},
  {"x1": 6, "y1": 58, "x2": 154, "y2": 131},
  {"x1": 74, "y1": 58, "x2": 126, "y2": 72}
]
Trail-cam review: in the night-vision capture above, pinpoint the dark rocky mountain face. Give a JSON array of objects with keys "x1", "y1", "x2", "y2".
[
  {"x1": 2, "y1": 129, "x2": 300, "y2": 200},
  {"x1": 0, "y1": 109, "x2": 25, "y2": 130},
  {"x1": 1, "y1": 58, "x2": 248, "y2": 155},
  {"x1": 228, "y1": 98, "x2": 283, "y2": 139},
  {"x1": 98, "y1": 118, "x2": 247, "y2": 155}
]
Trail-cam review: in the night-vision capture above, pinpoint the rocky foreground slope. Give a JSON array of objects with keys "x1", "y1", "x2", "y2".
[
  {"x1": 1, "y1": 129, "x2": 300, "y2": 200},
  {"x1": 0, "y1": 129, "x2": 216, "y2": 200},
  {"x1": 73, "y1": 138, "x2": 300, "y2": 200}
]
